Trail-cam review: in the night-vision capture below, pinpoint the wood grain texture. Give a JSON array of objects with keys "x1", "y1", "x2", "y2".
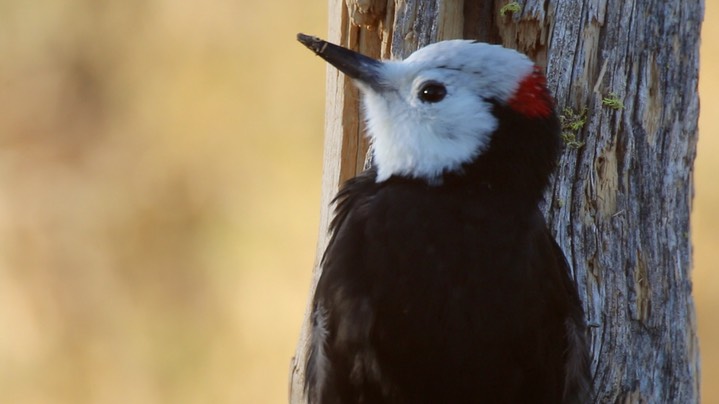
[
  {"x1": 289, "y1": 1, "x2": 702, "y2": 402},
  {"x1": 538, "y1": 1, "x2": 702, "y2": 402}
]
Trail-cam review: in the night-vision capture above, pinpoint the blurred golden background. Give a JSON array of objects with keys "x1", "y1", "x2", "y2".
[{"x1": 0, "y1": 1, "x2": 715, "y2": 403}]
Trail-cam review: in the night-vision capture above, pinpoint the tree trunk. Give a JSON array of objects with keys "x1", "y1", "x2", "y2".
[{"x1": 289, "y1": 0, "x2": 703, "y2": 402}]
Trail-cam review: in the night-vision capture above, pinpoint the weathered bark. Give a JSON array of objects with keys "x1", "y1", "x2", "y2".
[{"x1": 289, "y1": 0, "x2": 703, "y2": 402}]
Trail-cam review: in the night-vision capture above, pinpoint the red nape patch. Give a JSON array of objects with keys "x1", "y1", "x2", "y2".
[{"x1": 507, "y1": 66, "x2": 554, "y2": 118}]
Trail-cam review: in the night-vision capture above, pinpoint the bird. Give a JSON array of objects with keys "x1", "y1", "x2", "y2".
[{"x1": 296, "y1": 33, "x2": 591, "y2": 404}]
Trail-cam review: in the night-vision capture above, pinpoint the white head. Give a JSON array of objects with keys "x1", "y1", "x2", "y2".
[{"x1": 298, "y1": 35, "x2": 550, "y2": 184}]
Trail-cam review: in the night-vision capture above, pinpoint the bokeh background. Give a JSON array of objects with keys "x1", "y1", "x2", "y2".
[{"x1": 0, "y1": 1, "x2": 715, "y2": 403}]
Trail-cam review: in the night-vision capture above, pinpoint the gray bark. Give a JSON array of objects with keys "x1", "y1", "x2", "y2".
[{"x1": 289, "y1": 0, "x2": 703, "y2": 402}]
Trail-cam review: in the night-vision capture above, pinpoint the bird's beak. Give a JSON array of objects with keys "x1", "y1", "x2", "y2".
[{"x1": 297, "y1": 33, "x2": 384, "y2": 90}]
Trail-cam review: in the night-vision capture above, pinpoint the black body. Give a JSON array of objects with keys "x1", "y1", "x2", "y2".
[{"x1": 304, "y1": 94, "x2": 591, "y2": 402}]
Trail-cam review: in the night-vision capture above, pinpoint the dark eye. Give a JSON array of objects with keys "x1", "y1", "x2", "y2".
[{"x1": 418, "y1": 82, "x2": 447, "y2": 103}]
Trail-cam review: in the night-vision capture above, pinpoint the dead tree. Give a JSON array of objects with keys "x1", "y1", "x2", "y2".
[{"x1": 289, "y1": 0, "x2": 703, "y2": 402}]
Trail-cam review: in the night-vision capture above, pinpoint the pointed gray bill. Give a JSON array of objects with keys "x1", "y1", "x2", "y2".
[{"x1": 297, "y1": 33, "x2": 384, "y2": 90}]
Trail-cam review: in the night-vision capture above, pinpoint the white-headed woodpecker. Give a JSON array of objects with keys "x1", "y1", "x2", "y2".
[{"x1": 297, "y1": 33, "x2": 591, "y2": 404}]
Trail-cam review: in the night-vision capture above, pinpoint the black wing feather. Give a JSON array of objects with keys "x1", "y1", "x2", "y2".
[{"x1": 305, "y1": 169, "x2": 380, "y2": 403}]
